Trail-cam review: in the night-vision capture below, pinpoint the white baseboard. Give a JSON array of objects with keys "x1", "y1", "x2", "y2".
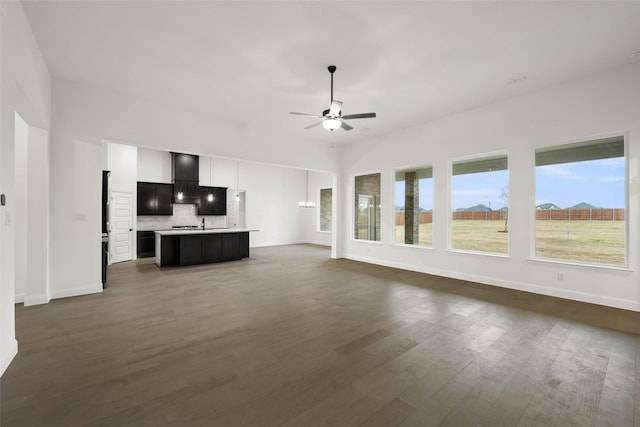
[
  {"x1": 50, "y1": 284, "x2": 103, "y2": 300},
  {"x1": 0, "y1": 338, "x2": 18, "y2": 377},
  {"x1": 345, "y1": 254, "x2": 640, "y2": 312},
  {"x1": 24, "y1": 294, "x2": 51, "y2": 306},
  {"x1": 250, "y1": 240, "x2": 306, "y2": 248},
  {"x1": 14, "y1": 293, "x2": 25, "y2": 304}
]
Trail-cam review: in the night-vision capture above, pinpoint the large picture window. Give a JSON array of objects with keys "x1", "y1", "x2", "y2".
[
  {"x1": 395, "y1": 167, "x2": 433, "y2": 246},
  {"x1": 451, "y1": 154, "x2": 509, "y2": 254},
  {"x1": 535, "y1": 136, "x2": 625, "y2": 266},
  {"x1": 354, "y1": 173, "x2": 381, "y2": 241}
]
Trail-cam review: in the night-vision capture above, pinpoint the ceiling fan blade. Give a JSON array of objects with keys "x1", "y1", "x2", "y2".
[
  {"x1": 341, "y1": 121, "x2": 354, "y2": 131},
  {"x1": 290, "y1": 112, "x2": 323, "y2": 118},
  {"x1": 304, "y1": 121, "x2": 324, "y2": 130},
  {"x1": 329, "y1": 100, "x2": 343, "y2": 116},
  {"x1": 341, "y1": 112, "x2": 376, "y2": 120}
]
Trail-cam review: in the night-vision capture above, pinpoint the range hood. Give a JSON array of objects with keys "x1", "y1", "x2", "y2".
[{"x1": 171, "y1": 152, "x2": 200, "y2": 204}]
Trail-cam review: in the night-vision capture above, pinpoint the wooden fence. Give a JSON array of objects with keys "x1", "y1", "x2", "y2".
[
  {"x1": 534, "y1": 208, "x2": 624, "y2": 221},
  {"x1": 395, "y1": 208, "x2": 624, "y2": 225},
  {"x1": 452, "y1": 211, "x2": 508, "y2": 221}
]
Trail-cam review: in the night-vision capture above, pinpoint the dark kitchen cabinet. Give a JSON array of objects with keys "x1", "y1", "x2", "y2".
[
  {"x1": 137, "y1": 182, "x2": 156, "y2": 215},
  {"x1": 156, "y1": 183, "x2": 174, "y2": 215},
  {"x1": 202, "y1": 233, "x2": 223, "y2": 262},
  {"x1": 179, "y1": 234, "x2": 203, "y2": 266},
  {"x1": 197, "y1": 186, "x2": 227, "y2": 215},
  {"x1": 159, "y1": 231, "x2": 249, "y2": 266},
  {"x1": 171, "y1": 153, "x2": 199, "y2": 181},
  {"x1": 137, "y1": 182, "x2": 173, "y2": 216},
  {"x1": 221, "y1": 233, "x2": 241, "y2": 259},
  {"x1": 137, "y1": 231, "x2": 156, "y2": 258}
]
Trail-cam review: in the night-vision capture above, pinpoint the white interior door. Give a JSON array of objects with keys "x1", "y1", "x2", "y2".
[{"x1": 109, "y1": 191, "x2": 133, "y2": 263}]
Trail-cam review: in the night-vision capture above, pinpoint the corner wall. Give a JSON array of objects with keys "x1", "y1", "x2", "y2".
[
  {"x1": 342, "y1": 62, "x2": 640, "y2": 311},
  {"x1": 0, "y1": 0, "x2": 51, "y2": 376}
]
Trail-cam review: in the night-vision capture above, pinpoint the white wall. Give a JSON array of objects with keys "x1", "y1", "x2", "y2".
[
  {"x1": 107, "y1": 142, "x2": 137, "y2": 193},
  {"x1": 53, "y1": 79, "x2": 341, "y2": 172},
  {"x1": 138, "y1": 147, "x2": 171, "y2": 183},
  {"x1": 304, "y1": 170, "x2": 333, "y2": 246},
  {"x1": 49, "y1": 137, "x2": 102, "y2": 300},
  {"x1": 14, "y1": 114, "x2": 28, "y2": 303},
  {"x1": 241, "y1": 162, "x2": 307, "y2": 247},
  {"x1": 0, "y1": 0, "x2": 51, "y2": 376},
  {"x1": 16, "y1": 121, "x2": 51, "y2": 306},
  {"x1": 25, "y1": 125, "x2": 50, "y2": 306},
  {"x1": 342, "y1": 62, "x2": 640, "y2": 311}
]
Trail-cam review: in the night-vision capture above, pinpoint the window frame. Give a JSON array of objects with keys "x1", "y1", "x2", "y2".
[
  {"x1": 352, "y1": 171, "x2": 383, "y2": 243},
  {"x1": 392, "y1": 164, "x2": 434, "y2": 249},
  {"x1": 448, "y1": 150, "x2": 510, "y2": 257},
  {"x1": 530, "y1": 132, "x2": 629, "y2": 269}
]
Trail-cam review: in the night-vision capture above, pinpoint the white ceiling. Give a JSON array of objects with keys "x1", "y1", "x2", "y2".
[{"x1": 22, "y1": 1, "x2": 640, "y2": 145}]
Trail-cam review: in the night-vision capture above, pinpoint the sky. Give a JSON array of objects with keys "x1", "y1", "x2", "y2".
[
  {"x1": 535, "y1": 157, "x2": 624, "y2": 209},
  {"x1": 395, "y1": 157, "x2": 625, "y2": 210}
]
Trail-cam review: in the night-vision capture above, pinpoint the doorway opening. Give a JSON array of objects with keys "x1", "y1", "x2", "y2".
[{"x1": 227, "y1": 189, "x2": 246, "y2": 229}]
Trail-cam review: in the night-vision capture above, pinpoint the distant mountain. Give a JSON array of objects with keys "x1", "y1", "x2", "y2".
[
  {"x1": 457, "y1": 204, "x2": 491, "y2": 212},
  {"x1": 568, "y1": 202, "x2": 597, "y2": 209},
  {"x1": 536, "y1": 202, "x2": 561, "y2": 210}
]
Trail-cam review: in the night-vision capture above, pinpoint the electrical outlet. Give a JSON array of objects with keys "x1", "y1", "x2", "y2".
[{"x1": 557, "y1": 273, "x2": 565, "y2": 281}]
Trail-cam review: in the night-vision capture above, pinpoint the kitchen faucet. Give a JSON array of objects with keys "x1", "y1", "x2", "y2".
[{"x1": 201, "y1": 218, "x2": 205, "y2": 230}]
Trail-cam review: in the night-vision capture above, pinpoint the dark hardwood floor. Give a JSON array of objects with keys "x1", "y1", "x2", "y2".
[{"x1": 1, "y1": 244, "x2": 639, "y2": 426}]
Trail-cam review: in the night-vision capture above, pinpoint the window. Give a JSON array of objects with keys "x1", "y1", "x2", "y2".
[
  {"x1": 395, "y1": 166, "x2": 433, "y2": 246},
  {"x1": 319, "y1": 188, "x2": 332, "y2": 232},
  {"x1": 354, "y1": 173, "x2": 381, "y2": 241},
  {"x1": 451, "y1": 154, "x2": 508, "y2": 254},
  {"x1": 535, "y1": 135, "x2": 625, "y2": 266}
]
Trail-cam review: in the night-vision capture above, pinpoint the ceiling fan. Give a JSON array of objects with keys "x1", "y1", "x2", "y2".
[{"x1": 290, "y1": 65, "x2": 376, "y2": 131}]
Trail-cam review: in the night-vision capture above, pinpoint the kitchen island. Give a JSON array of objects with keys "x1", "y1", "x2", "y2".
[{"x1": 155, "y1": 229, "x2": 257, "y2": 267}]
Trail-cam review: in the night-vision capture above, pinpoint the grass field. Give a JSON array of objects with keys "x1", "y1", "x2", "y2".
[
  {"x1": 451, "y1": 220, "x2": 508, "y2": 254},
  {"x1": 395, "y1": 220, "x2": 625, "y2": 265},
  {"x1": 535, "y1": 220, "x2": 625, "y2": 265},
  {"x1": 395, "y1": 224, "x2": 433, "y2": 247}
]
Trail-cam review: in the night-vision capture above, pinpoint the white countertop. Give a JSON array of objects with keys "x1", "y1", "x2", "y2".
[{"x1": 155, "y1": 228, "x2": 258, "y2": 236}]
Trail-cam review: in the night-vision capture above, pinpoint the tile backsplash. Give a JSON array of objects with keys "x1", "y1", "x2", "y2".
[{"x1": 137, "y1": 204, "x2": 227, "y2": 230}]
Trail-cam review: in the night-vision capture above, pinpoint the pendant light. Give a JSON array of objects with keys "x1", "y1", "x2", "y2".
[
  {"x1": 299, "y1": 170, "x2": 316, "y2": 208},
  {"x1": 207, "y1": 158, "x2": 214, "y2": 202},
  {"x1": 236, "y1": 160, "x2": 240, "y2": 201}
]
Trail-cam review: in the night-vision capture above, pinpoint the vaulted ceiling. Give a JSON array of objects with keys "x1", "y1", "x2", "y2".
[{"x1": 22, "y1": 1, "x2": 640, "y2": 145}]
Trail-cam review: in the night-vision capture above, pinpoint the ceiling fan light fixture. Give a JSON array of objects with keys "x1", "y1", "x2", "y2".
[
  {"x1": 322, "y1": 119, "x2": 342, "y2": 131},
  {"x1": 290, "y1": 65, "x2": 375, "y2": 132}
]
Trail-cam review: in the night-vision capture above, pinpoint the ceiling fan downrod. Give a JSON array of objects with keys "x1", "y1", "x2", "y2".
[{"x1": 328, "y1": 65, "x2": 336, "y2": 103}]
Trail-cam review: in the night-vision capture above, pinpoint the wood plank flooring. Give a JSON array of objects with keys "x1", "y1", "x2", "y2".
[{"x1": 2, "y1": 244, "x2": 640, "y2": 426}]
